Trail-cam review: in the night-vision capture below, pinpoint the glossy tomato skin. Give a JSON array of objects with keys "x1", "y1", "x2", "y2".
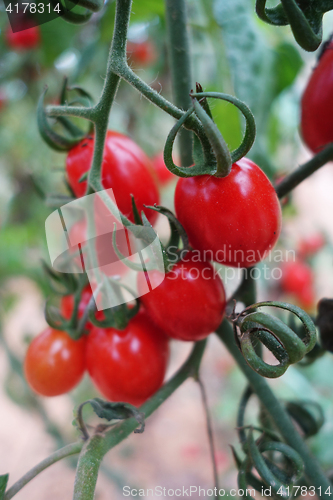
[
  {"x1": 66, "y1": 131, "x2": 160, "y2": 225},
  {"x1": 137, "y1": 252, "x2": 226, "y2": 341},
  {"x1": 175, "y1": 158, "x2": 282, "y2": 268},
  {"x1": 5, "y1": 25, "x2": 40, "y2": 50},
  {"x1": 301, "y1": 42, "x2": 333, "y2": 153},
  {"x1": 280, "y1": 260, "x2": 315, "y2": 310},
  {"x1": 86, "y1": 311, "x2": 169, "y2": 406},
  {"x1": 152, "y1": 152, "x2": 176, "y2": 186},
  {"x1": 68, "y1": 218, "x2": 128, "y2": 278},
  {"x1": 24, "y1": 328, "x2": 86, "y2": 397}
]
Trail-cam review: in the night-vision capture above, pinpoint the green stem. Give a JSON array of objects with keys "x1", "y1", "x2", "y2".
[
  {"x1": 196, "y1": 377, "x2": 219, "y2": 497},
  {"x1": 165, "y1": 0, "x2": 193, "y2": 167},
  {"x1": 276, "y1": 143, "x2": 333, "y2": 199},
  {"x1": 4, "y1": 442, "x2": 83, "y2": 500},
  {"x1": 216, "y1": 320, "x2": 332, "y2": 497},
  {"x1": 72, "y1": 340, "x2": 206, "y2": 500}
]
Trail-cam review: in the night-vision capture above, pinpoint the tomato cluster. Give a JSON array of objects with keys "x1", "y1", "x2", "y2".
[
  {"x1": 25, "y1": 128, "x2": 283, "y2": 404},
  {"x1": 25, "y1": 292, "x2": 169, "y2": 405}
]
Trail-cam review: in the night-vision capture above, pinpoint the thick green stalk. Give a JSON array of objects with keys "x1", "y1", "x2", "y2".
[
  {"x1": 276, "y1": 143, "x2": 333, "y2": 198},
  {"x1": 72, "y1": 340, "x2": 206, "y2": 499},
  {"x1": 216, "y1": 320, "x2": 332, "y2": 497},
  {"x1": 165, "y1": 0, "x2": 193, "y2": 167},
  {"x1": 4, "y1": 442, "x2": 82, "y2": 500}
]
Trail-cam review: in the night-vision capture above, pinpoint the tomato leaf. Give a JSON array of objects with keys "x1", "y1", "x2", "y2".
[{"x1": 0, "y1": 474, "x2": 9, "y2": 500}]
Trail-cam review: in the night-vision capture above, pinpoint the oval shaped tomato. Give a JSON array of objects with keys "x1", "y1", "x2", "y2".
[
  {"x1": 24, "y1": 328, "x2": 86, "y2": 396},
  {"x1": 5, "y1": 25, "x2": 40, "y2": 51},
  {"x1": 67, "y1": 217, "x2": 129, "y2": 278},
  {"x1": 137, "y1": 252, "x2": 226, "y2": 341},
  {"x1": 175, "y1": 158, "x2": 282, "y2": 268},
  {"x1": 280, "y1": 260, "x2": 315, "y2": 310},
  {"x1": 66, "y1": 131, "x2": 160, "y2": 225},
  {"x1": 300, "y1": 41, "x2": 333, "y2": 153},
  {"x1": 86, "y1": 311, "x2": 169, "y2": 406}
]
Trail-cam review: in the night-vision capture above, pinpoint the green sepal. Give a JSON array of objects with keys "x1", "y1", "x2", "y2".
[{"x1": 0, "y1": 474, "x2": 9, "y2": 500}]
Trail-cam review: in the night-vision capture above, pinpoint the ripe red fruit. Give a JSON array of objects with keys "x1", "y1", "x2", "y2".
[
  {"x1": 152, "y1": 152, "x2": 176, "y2": 186},
  {"x1": 67, "y1": 217, "x2": 129, "y2": 277},
  {"x1": 61, "y1": 285, "x2": 97, "y2": 330},
  {"x1": 300, "y1": 41, "x2": 333, "y2": 153},
  {"x1": 298, "y1": 234, "x2": 325, "y2": 259},
  {"x1": 24, "y1": 328, "x2": 86, "y2": 396},
  {"x1": 5, "y1": 24, "x2": 40, "y2": 51},
  {"x1": 86, "y1": 311, "x2": 169, "y2": 406},
  {"x1": 137, "y1": 252, "x2": 226, "y2": 341},
  {"x1": 66, "y1": 131, "x2": 160, "y2": 225},
  {"x1": 127, "y1": 40, "x2": 157, "y2": 67},
  {"x1": 175, "y1": 158, "x2": 282, "y2": 268},
  {"x1": 280, "y1": 260, "x2": 315, "y2": 310}
]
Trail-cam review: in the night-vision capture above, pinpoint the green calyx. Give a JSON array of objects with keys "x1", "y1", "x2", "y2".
[{"x1": 163, "y1": 91, "x2": 256, "y2": 179}]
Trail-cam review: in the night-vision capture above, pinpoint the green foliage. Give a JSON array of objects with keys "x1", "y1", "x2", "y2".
[{"x1": 0, "y1": 474, "x2": 9, "y2": 500}]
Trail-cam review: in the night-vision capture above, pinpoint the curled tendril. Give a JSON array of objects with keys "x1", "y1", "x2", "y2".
[
  {"x1": 235, "y1": 387, "x2": 305, "y2": 499},
  {"x1": 38, "y1": 87, "x2": 92, "y2": 151},
  {"x1": 255, "y1": 0, "x2": 333, "y2": 51},
  {"x1": 163, "y1": 92, "x2": 256, "y2": 179},
  {"x1": 233, "y1": 301, "x2": 317, "y2": 378},
  {"x1": 238, "y1": 430, "x2": 304, "y2": 499},
  {"x1": 51, "y1": 0, "x2": 104, "y2": 25}
]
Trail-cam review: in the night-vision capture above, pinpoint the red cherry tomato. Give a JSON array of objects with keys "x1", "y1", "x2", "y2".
[
  {"x1": 24, "y1": 328, "x2": 86, "y2": 396},
  {"x1": 61, "y1": 284, "x2": 95, "y2": 329},
  {"x1": 86, "y1": 311, "x2": 169, "y2": 406},
  {"x1": 66, "y1": 131, "x2": 160, "y2": 225},
  {"x1": 280, "y1": 260, "x2": 315, "y2": 310},
  {"x1": 175, "y1": 158, "x2": 282, "y2": 268},
  {"x1": 298, "y1": 234, "x2": 325, "y2": 259},
  {"x1": 5, "y1": 24, "x2": 40, "y2": 51},
  {"x1": 152, "y1": 152, "x2": 176, "y2": 186},
  {"x1": 68, "y1": 217, "x2": 129, "y2": 278},
  {"x1": 300, "y1": 41, "x2": 333, "y2": 153},
  {"x1": 137, "y1": 252, "x2": 226, "y2": 341},
  {"x1": 127, "y1": 40, "x2": 157, "y2": 67}
]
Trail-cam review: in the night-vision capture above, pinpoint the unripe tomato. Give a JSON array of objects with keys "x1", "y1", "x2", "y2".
[
  {"x1": 24, "y1": 328, "x2": 86, "y2": 396},
  {"x1": 127, "y1": 40, "x2": 157, "y2": 67},
  {"x1": 300, "y1": 41, "x2": 333, "y2": 153},
  {"x1": 137, "y1": 252, "x2": 226, "y2": 341},
  {"x1": 66, "y1": 131, "x2": 160, "y2": 225},
  {"x1": 5, "y1": 24, "x2": 40, "y2": 51},
  {"x1": 280, "y1": 260, "x2": 315, "y2": 310},
  {"x1": 175, "y1": 158, "x2": 282, "y2": 268},
  {"x1": 86, "y1": 311, "x2": 169, "y2": 406},
  {"x1": 152, "y1": 152, "x2": 176, "y2": 186}
]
